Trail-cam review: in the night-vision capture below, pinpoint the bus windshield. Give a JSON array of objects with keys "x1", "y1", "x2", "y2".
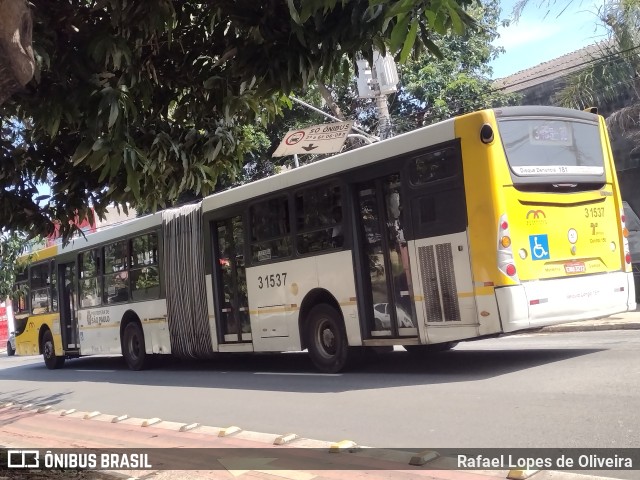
[{"x1": 498, "y1": 118, "x2": 605, "y2": 183}]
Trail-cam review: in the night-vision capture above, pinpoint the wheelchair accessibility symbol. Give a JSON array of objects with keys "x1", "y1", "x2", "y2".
[{"x1": 529, "y1": 234, "x2": 550, "y2": 260}]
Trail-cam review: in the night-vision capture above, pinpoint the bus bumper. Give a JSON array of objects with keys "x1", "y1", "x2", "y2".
[{"x1": 495, "y1": 271, "x2": 636, "y2": 333}]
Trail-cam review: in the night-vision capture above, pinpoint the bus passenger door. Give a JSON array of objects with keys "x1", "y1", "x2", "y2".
[
  {"x1": 58, "y1": 262, "x2": 79, "y2": 351},
  {"x1": 213, "y1": 215, "x2": 251, "y2": 343},
  {"x1": 404, "y1": 145, "x2": 478, "y2": 339},
  {"x1": 356, "y1": 174, "x2": 419, "y2": 338}
]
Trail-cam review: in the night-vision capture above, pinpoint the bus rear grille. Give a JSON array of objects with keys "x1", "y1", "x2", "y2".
[{"x1": 418, "y1": 243, "x2": 461, "y2": 322}]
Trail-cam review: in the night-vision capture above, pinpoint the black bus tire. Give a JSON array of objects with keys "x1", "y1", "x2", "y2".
[
  {"x1": 306, "y1": 304, "x2": 350, "y2": 373},
  {"x1": 42, "y1": 330, "x2": 65, "y2": 369},
  {"x1": 7, "y1": 341, "x2": 15, "y2": 356},
  {"x1": 122, "y1": 322, "x2": 148, "y2": 371}
]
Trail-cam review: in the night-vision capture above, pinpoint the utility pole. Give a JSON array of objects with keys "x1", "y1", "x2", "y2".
[{"x1": 356, "y1": 51, "x2": 399, "y2": 141}]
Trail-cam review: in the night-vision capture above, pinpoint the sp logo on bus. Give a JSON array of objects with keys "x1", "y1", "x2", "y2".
[{"x1": 526, "y1": 210, "x2": 546, "y2": 219}]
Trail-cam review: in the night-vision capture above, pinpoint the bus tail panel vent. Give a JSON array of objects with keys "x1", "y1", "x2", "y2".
[
  {"x1": 435, "y1": 243, "x2": 461, "y2": 322},
  {"x1": 418, "y1": 244, "x2": 461, "y2": 323},
  {"x1": 418, "y1": 245, "x2": 443, "y2": 322}
]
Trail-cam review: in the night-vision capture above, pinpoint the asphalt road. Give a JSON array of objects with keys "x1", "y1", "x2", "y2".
[{"x1": 1, "y1": 330, "x2": 639, "y2": 452}]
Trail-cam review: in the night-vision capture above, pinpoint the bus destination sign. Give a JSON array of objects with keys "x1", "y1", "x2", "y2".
[{"x1": 272, "y1": 121, "x2": 354, "y2": 157}]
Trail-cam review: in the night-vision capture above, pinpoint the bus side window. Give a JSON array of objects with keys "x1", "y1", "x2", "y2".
[
  {"x1": 409, "y1": 148, "x2": 457, "y2": 185},
  {"x1": 250, "y1": 196, "x2": 292, "y2": 262},
  {"x1": 294, "y1": 184, "x2": 343, "y2": 254},
  {"x1": 50, "y1": 260, "x2": 58, "y2": 312},
  {"x1": 79, "y1": 248, "x2": 102, "y2": 308},
  {"x1": 30, "y1": 262, "x2": 51, "y2": 315},
  {"x1": 130, "y1": 233, "x2": 160, "y2": 301},
  {"x1": 104, "y1": 240, "x2": 129, "y2": 304}
]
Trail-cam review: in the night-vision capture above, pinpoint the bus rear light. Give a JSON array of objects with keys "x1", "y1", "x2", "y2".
[
  {"x1": 497, "y1": 213, "x2": 519, "y2": 281},
  {"x1": 621, "y1": 207, "x2": 631, "y2": 271},
  {"x1": 519, "y1": 249, "x2": 528, "y2": 259},
  {"x1": 529, "y1": 298, "x2": 548, "y2": 305},
  {"x1": 610, "y1": 242, "x2": 616, "y2": 251}
]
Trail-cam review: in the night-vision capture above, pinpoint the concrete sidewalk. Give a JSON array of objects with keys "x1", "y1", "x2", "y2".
[
  {"x1": 0, "y1": 404, "x2": 628, "y2": 480},
  {"x1": 539, "y1": 309, "x2": 640, "y2": 332}
]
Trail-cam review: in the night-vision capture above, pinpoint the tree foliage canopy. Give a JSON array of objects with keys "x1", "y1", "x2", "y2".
[
  {"x1": 1, "y1": 0, "x2": 476, "y2": 239},
  {"x1": 552, "y1": 0, "x2": 640, "y2": 154}
]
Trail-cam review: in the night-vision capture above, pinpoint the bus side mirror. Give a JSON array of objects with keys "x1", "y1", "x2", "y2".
[{"x1": 583, "y1": 107, "x2": 598, "y2": 114}]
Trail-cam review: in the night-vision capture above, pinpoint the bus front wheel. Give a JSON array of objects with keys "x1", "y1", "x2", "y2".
[
  {"x1": 122, "y1": 322, "x2": 149, "y2": 371},
  {"x1": 7, "y1": 341, "x2": 15, "y2": 357},
  {"x1": 42, "y1": 330, "x2": 65, "y2": 369},
  {"x1": 306, "y1": 304, "x2": 349, "y2": 373}
]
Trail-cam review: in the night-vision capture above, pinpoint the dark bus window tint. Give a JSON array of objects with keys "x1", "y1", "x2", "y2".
[
  {"x1": 250, "y1": 196, "x2": 291, "y2": 262},
  {"x1": 104, "y1": 241, "x2": 129, "y2": 304},
  {"x1": 295, "y1": 185, "x2": 343, "y2": 253},
  {"x1": 409, "y1": 148, "x2": 457, "y2": 185},
  {"x1": 30, "y1": 263, "x2": 50, "y2": 314},
  {"x1": 13, "y1": 290, "x2": 28, "y2": 315},
  {"x1": 50, "y1": 260, "x2": 58, "y2": 312},
  {"x1": 105, "y1": 241, "x2": 128, "y2": 272},
  {"x1": 79, "y1": 249, "x2": 102, "y2": 308},
  {"x1": 130, "y1": 233, "x2": 160, "y2": 301},
  {"x1": 15, "y1": 265, "x2": 28, "y2": 284},
  {"x1": 130, "y1": 233, "x2": 159, "y2": 268}
]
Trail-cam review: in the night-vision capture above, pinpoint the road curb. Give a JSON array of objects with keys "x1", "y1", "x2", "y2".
[
  {"x1": 540, "y1": 322, "x2": 640, "y2": 332},
  {"x1": 0, "y1": 403, "x2": 629, "y2": 479}
]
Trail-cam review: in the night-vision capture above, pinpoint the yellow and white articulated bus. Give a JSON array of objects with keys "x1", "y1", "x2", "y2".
[{"x1": 12, "y1": 106, "x2": 636, "y2": 372}]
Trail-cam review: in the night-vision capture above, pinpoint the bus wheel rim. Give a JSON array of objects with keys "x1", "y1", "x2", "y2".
[
  {"x1": 129, "y1": 334, "x2": 140, "y2": 359},
  {"x1": 318, "y1": 319, "x2": 337, "y2": 357}
]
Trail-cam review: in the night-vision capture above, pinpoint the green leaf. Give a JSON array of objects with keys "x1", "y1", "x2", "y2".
[
  {"x1": 125, "y1": 161, "x2": 141, "y2": 201},
  {"x1": 399, "y1": 20, "x2": 418, "y2": 63},
  {"x1": 447, "y1": 5, "x2": 464, "y2": 35},
  {"x1": 92, "y1": 138, "x2": 106, "y2": 151},
  {"x1": 72, "y1": 140, "x2": 94, "y2": 166},
  {"x1": 386, "y1": 0, "x2": 415, "y2": 18},
  {"x1": 423, "y1": 37, "x2": 443, "y2": 59},
  {"x1": 108, "y1": 101, "x2": 119, "y2": 129},
  {"x1": 390, "y1": 14, "x2": 410, "y2": 53},
  {"x1": 287, "y1": 0, "x2": 301, "y2": 24}
]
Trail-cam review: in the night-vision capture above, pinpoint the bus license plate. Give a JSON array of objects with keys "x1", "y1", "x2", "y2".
[{"x1": 564, "y1": 262, "x2": 586, "y2": 274}]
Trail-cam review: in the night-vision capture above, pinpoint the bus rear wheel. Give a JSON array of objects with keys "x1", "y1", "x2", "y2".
[
  {"x1": 42, "y1": 330, "x2": 65, "y2": 369},
  {"x1": 306, "y1": 304, "x2": 350, "y2": 373},
  {"x1": 7, "y1": 341, "x2": 15, "y2": 357},
  {"x1": 122, "y1": 322, "x2": 149, "y2": 371}
]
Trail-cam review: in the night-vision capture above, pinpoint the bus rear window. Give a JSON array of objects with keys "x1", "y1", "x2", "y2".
[{"x1": 498, "y1": 118, "x2": 605, "y2": 181}]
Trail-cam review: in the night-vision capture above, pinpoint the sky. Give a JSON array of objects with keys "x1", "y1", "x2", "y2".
[{"x1": 490, "y1": 0, "x2": 609, "y2": 79}]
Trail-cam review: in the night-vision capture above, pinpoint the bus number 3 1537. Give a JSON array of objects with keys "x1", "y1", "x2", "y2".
[{"x1": 257, "y1": 273, "x2": 287, "y2": 289}]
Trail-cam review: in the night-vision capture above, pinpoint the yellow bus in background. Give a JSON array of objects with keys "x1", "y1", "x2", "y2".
[{"x1": 12, "y1": 106, "x2": 636, "y2": 372}]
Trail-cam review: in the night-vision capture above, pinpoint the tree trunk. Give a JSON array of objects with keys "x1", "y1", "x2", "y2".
[
  {"x1": 0, "y1": 0, "x2": 34, "y2": 105},
  {"x1": 316, "y1": 79, "x2": 345, "y2": 120}
]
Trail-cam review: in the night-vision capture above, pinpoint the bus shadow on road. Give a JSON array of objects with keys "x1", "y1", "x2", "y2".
[{"x1": 1, "y1": 346, "x2": 604, "y2": 393}]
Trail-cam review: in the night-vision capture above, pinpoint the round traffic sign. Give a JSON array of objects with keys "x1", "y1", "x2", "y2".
[{"x1": 285, "y1": 131, "x2": 306, "y2": 145}]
